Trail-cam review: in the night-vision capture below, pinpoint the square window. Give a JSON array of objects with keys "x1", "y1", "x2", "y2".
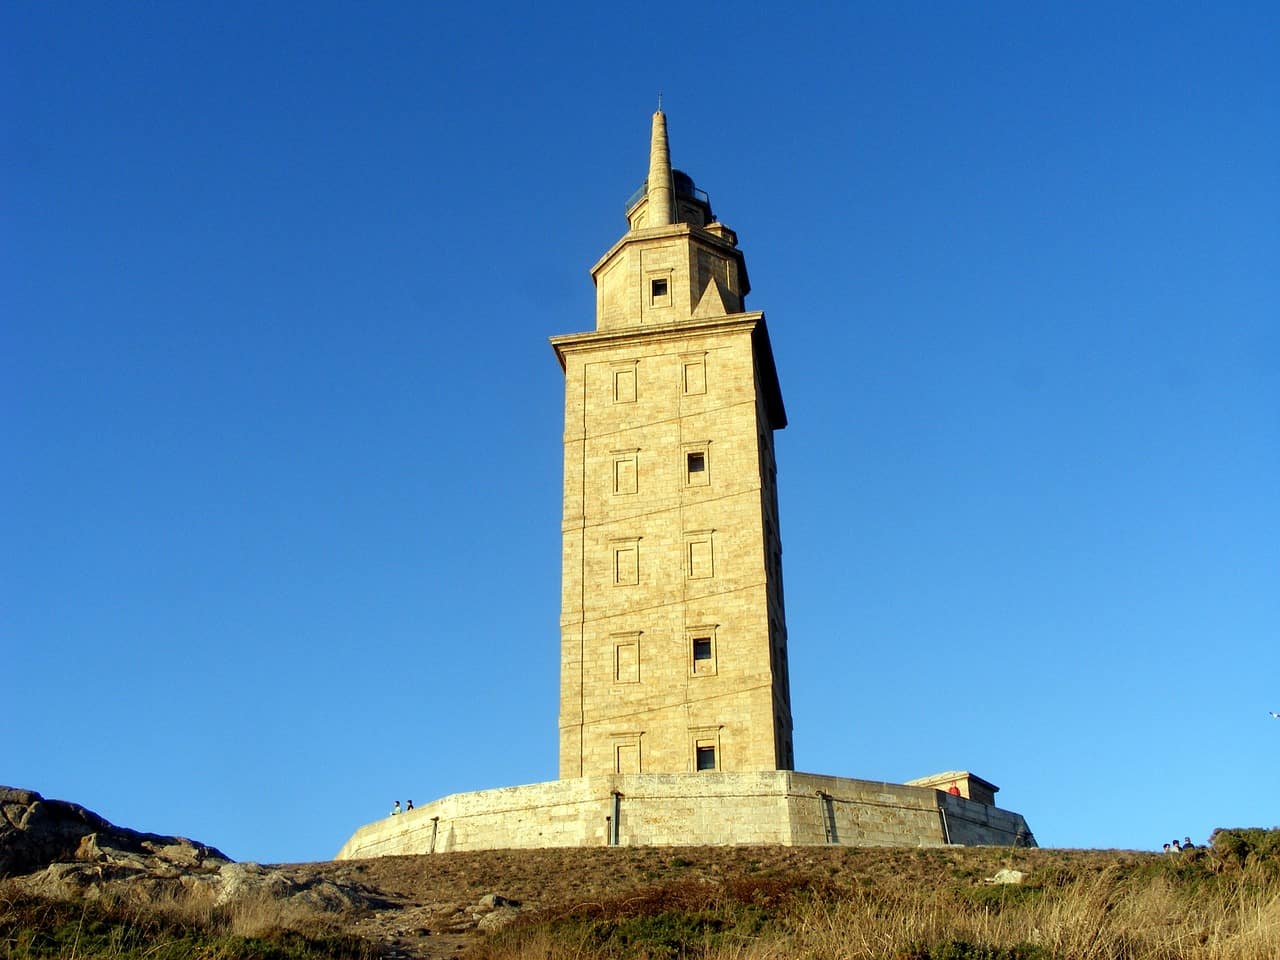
[
  {"x1": 696, "y1": 745, "x2": 716, "y2": 771},
  {"x1": 685, "y1": 448, "x2": 710, "y2": 487},
  {"x1": 692, "y1": 638, "x2": 712, "y2": 661},
  {"x1": 648, "y1": 275, "x2": 672, "y2": 309}
]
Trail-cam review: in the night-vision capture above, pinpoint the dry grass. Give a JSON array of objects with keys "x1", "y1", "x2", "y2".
[
  {"x1": 760, "y1": 868, "x2": 1280, "y2": 960},
  {"x1": 473, "y1": 848, "x2": 1280, "y2": 960},
  {"x1": 143, "y1": 882, "x2": 339, "y2": 940},
  {"x1": 0, "y1": 880, "x2": 374, "y2": 959},
  {"x1": 6, "y1": 832, "x2": 1279, "y2": 959}
]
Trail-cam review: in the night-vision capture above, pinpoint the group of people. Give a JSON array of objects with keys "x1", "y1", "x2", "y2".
[
  {"x1": 390, "y1": 800, "x2": 414, "y2": 816},
  {"x1": 1163, "y1": 837, "x2": 1196, "y2": 853}
]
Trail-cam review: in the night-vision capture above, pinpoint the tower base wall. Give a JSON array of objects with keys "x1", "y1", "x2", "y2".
[{"x1": 335, "y1": 772, "x2": 1034, "y2": 859}]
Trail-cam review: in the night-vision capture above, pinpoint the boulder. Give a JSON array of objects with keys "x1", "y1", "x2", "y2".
[
  {"x1": 477, "y1": 892, "x2": 521, "y2": 910},
  {"x1": 215, "y1": 862, "x2": 292, "y2": 905},
  {"x1": 213, "y1": 862, "x2": 373, "y2": 913},
  {"x1": 477, "y1": 905, "x2": 521, "y2": 931},
  {"x1": 986, "y1": 868, "x2": 1026, "y2": 885},
  {"x1": 1, "y1": 786, "x2": 230, "y2": 880}
]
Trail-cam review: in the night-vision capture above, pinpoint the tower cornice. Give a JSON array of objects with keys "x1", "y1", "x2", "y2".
[{"x1": 550, "y1": 311, "x2": 786, "y2": 429}]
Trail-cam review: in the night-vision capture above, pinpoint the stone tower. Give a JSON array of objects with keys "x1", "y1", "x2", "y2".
[
  {"x1": 337, "y1": 112, "x2": 1037, "y2": 859},
  {"x1": 551, "y1": 111, "x2": 792, "y2": 779}
]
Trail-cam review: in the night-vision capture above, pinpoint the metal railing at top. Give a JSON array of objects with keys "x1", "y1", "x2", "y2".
[{"x1": 624, "y1": 183, "x2": 711, "y2": 215}]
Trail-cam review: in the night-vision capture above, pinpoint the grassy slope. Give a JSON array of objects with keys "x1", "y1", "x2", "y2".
[
  {"x1": 461, "y1": 841, "x2": 1280, "y2": 960},
  {"x1": 4, "y1": 831, "x2": 1278, "y2": 959}
]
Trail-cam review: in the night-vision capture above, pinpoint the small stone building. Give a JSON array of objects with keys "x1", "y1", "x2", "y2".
[{"x1": 906, "y1": 771, "x2": 1001, "y2": 807}]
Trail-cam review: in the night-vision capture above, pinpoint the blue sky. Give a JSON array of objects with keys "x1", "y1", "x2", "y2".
[{"x1": 3, "y1": 2, "x2": 1276, "y2": 863}]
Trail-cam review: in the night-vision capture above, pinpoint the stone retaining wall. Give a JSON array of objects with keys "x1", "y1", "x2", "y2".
[{"x1": 335, "y1": 772, "x2": 1034, "y2": 859}]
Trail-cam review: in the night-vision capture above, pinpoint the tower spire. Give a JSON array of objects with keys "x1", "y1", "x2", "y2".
[{"x1": 646, "y1": 109, "x2": 675, "y2": 226}]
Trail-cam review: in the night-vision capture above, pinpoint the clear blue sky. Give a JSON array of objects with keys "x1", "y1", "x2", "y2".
[{"x1": 3, "y1": 2, "x2": 1276, "y2": 863}]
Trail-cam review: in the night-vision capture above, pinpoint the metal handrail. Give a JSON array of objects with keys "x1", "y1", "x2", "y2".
[{"x1": 624, "y1": 182, "x2": 711, "y2": 215}]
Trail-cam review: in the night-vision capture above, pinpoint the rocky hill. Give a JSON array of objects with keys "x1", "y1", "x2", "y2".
[
  {"x1": 1, "y1": 786, "x2": 373, "y2": 914},
  {"x1": 0, "y1": 786, "x2": 228, "y2": 880},
  {"x1": 3, "y1": 786, "x2": 1276, "y2": 960}
]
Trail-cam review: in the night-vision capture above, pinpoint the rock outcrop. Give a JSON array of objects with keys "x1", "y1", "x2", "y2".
[
  {"x1": 215, "y1": 860, "x2": 373, "y2": 912},
  {"x1": 0, "y1": 786, "x2": 229, "y2": 880},
  {"x1": 0, "y1": 786, "x2": 377, "y2": 912}
]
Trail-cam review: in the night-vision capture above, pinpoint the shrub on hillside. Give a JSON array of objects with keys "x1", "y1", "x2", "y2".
[{"x1": 1209, "y1": 827, "x2": 1280, "y2": 865}]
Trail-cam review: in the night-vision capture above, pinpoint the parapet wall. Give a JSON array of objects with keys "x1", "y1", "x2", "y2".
[{"x1": 335, "y1": 771, "x2": 1034, "y2": 859}]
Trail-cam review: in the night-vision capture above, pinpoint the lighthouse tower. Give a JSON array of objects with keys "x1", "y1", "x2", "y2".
[
  {"x1": 337, "y1": 112, "x2": 1037, "y2": 859},
  {"x1": 551, "y1": 111, "x2": 793, "y2": 779}
]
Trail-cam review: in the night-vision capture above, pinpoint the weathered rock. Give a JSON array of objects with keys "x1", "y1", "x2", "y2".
[
  {"x1": 75, "y1": 833, "x2": 150, "y2": 870},
  {"x1": 213, "y1": 861, "x2": 374, "y2": 913},
  {"x1": 215, "y1": 861, "x2": 292, "y2": 904},
  {"x1": 477, "y1": 905, "x2": 521, "y2": 931},
  {"x1": 2, "y1": 786, "x2": 379, "y2": 923},
  {"x1": 987, "y1": 868, "x2": 1026, "y2": 884},
  {"x1": 292, "y1": 878, "x2": 367, "y2": 912},
  {"x1": 17, "y1": 862, "x2": 98, "y2": 900},
  {"x1": 478, "y1": 892, "x2": 521, "y2": 910},
  {"x1": 0, "y1": 786, "x2": 229, "y2": 879},
  {"x1": 148, "y1": 840, "x2": 207, "y2": 867}
]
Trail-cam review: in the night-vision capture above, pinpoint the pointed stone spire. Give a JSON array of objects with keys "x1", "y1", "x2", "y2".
[{"x1": 646, "y1": 110, "x2": 675, "y2": 226}]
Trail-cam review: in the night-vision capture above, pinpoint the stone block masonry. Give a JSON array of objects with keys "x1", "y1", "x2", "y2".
[
  {"x1": 335, "y1": 772, "x2": 1034, "y2": 859},
  {"x1": 333, "y1": 110, "x2": 1038, "y2": 861},
  {"x1": 552, "y1": 315, "x2": 791, "y2": 779},
  {"x1": 553, "y1": 109, "x2": 791, "y2": 782}
]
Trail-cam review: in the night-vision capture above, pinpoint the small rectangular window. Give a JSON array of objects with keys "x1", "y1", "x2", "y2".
[
  {"x1": 690, "y1": 727, "x2": 721, "y2": 771},
  {"x1": 648, "y1": 275, "x2": 672, "y2": 309},
  {"x1": 696, "y1": 745, "x2": 716, "y2": 771},
  {"x1": 688, "y1": 625, "x2": 717, "y2": 676},
  {"x1": 685, "y1": 447, "x2": 710, "y2": 487}
]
